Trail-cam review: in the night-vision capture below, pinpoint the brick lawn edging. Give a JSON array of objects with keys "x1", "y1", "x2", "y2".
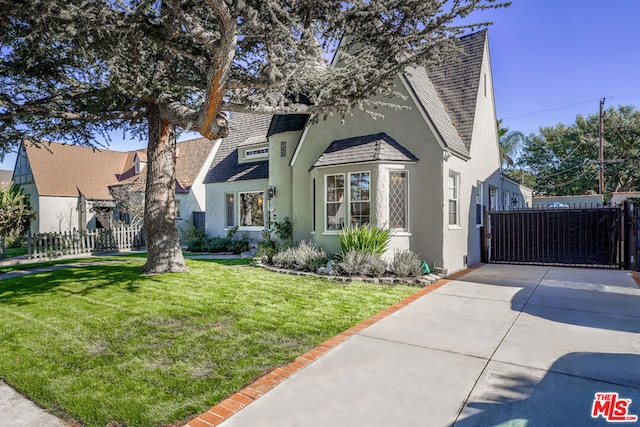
[{"x1": 182, "y1": 264, "x2": 484, "y2": 427}]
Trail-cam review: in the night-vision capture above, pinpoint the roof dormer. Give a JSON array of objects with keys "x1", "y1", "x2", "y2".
[
  {"x1": 134, "y1": 152, "x2": 147, "y2": 175},
  {"x1": 238, "y1": 136, "x2": 269, "y2": 163}
]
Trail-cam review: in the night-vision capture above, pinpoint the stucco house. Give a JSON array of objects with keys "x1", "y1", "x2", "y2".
[
  {"x1": 13, "y1": 138, "x2": 217, "y2": 234},
  {"x1": 204, "y1": 30, "x2": 531, "y2": 274}
]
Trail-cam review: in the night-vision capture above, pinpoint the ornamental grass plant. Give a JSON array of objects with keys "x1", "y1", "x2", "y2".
[{"x1": 338, "y1": 224, "x2": 391, "y2": 256}]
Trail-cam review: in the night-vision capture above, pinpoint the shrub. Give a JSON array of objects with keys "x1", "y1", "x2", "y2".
[
  {"x1": 258, "y1": 217, "x2": 293, "y2": 264},
  {"x1": 339, "y1": 224, "x2": 391, "y2": 256},
  {"x1": 181, "y1": 223, "x2": 209, "y2": 252},
  {"x1": 338, "y1": 249, "x2": 387, "y2": 277},
  {"x1": 390, "y1": 249, "x2": 423, "y2": 277},
  {"x1": 272, "y1": 240, "x2": 326, "y2": 271}
]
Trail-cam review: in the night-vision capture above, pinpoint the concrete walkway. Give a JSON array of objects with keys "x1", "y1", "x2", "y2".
[{"x1": 199, "y1": 264, "x2": 640, "y2": 427}]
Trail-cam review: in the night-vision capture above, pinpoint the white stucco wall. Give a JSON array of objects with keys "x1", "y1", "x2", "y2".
[
  {"x1": 176, "y1": 191, "x2": 201, "y2": 235},
  {"x1": 205, "y1": 178, "x2": 269, "y2": 243},
  {"x1": 38, "y1": 196, "x2": 80, "y2": 233},
  {"x1": 289, "y1": 75, "x2": 445, "y2": 263},
  {"x1": 268, "y1": 131, "x2": 303, "y2": 227},
  {"x1": 442, "y1": 36, "x2": 501, "y2": 274}
]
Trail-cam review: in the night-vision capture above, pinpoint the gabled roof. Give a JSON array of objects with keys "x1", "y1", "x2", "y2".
[
  {"x1": 203, "y1": 112, "x2": 272, "y2": 183},
  {"x1": 24, "y1": 141, "x2": 129, "y2": 199},
  {"x1": 23, "y1": 138, "x2": 216, "y2": 199},
  {"x1": 175, "y1": 138, "x2": 218, "y2": 190},
  {"x1": 112, "y1": 138, "x2": 217, "y2": 193},
  {"x1": 402, "y1": 30, "x2": 487, "y2": 158},
  {"x1": 426, "y1": 30, "x2": 487, "y2": 153},
  {"x1": 312, "y1": 133, "x2": 418, "y2": 168}
]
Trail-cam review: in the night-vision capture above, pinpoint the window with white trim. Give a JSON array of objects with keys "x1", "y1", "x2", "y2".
[
  {"x1": 239, "y1": 191, "x2": 264, "y2": 227},
  {"x1": 389, "y1": 171, "x2": 408, "y2": 231},
  {"x1": 349, "y1": 172, "x2": 370, "y2": 227},
  {"x1": 476, "y1": 181, "x2": 484, "y2": 226},
  {"x1": 448, "y1": 171, "x2": 459, "y2": 226},
  {"x1": 225, "y1": 193, "x2": 235, "y2": 227},
  {"x1": 489, "y1": 186, "x2": 497, "y2": 211},
  {"x1": 325, "y1": 171, "x2": 371, "y2": 231},
  {"x1": 245, "y1": 148, "x2": 269, "y2": 158},
  {"x1": 502, "y1": 191, "x2": 509, "y2": 210},
  {"x1": 326, "y1": 174, "x2": 345, "y2": 231}
]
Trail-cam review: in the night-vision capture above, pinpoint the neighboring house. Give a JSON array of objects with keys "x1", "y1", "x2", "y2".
[
  {"x1": 204, "y1": 30, "x2": 531, "y2": 274},
  {"x1": 532, "y1": 194, "x2": 604, "y2": 208},
  {"x1": 0, "y1": 169, "x2": 13, "y2": 187},
  {"x1": 13, "y1": 138, "x2": 217, "y2": 234},
  {"x1": 610, "y1": 192, "x2": 640, "y2": 206}
]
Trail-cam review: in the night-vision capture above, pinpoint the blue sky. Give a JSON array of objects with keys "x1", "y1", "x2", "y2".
[{"x1": 2, "y1": 0, "x2": 639, "y2": 170}]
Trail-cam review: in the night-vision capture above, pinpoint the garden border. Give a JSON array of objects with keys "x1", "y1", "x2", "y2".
[{"x1": 256, "y1": 263, "x2": 443, "y2": 286}]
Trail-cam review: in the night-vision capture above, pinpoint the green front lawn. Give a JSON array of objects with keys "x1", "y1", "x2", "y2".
[{"x1": 0, "y1": 258, "x2": 416, "y2": 427}]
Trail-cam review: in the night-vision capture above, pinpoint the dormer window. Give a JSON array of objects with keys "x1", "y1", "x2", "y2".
[
  {"x1": 134, "y1": 154, "x2": 146, "y2": 175},
  {"x1": 238, "y1": 136, "x2": 269, "y2": 163},
  {"x1": 244, "y1": 147, "x2": 269, "y2": 159}
]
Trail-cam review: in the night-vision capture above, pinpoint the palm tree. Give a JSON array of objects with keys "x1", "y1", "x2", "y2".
[{"x1": 497, "y1": 119, "x2": 525, "y2": 170}]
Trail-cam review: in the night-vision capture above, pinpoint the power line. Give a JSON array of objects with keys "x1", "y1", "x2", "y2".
[
  {"x1": 501, "y1": 95, "x2": 640, "y2": 121},
  {"x1": 502, "y1": 99, "x2": 601, "y2": 120}
]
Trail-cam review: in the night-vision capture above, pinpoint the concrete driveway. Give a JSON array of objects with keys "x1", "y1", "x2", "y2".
[{"x1": 217, "y1": 264, "x2": 640, "y2": 427}]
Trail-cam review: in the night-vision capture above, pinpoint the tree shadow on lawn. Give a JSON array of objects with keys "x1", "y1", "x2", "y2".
[{"x1": 0, "y1": 264, "x2": 157, "y2": 305}]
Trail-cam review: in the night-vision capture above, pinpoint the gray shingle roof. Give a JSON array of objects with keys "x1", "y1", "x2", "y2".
[
  {"x1": 404, "y1": 67, "x2": 469, "y2": 158},
  {"x1": 427, "y1": 30, "x2": 487, "y2": 153},
  {"x1": 403, "y1": 30, "x2": 487, "y2": 158},
  {"x1": 312, "y1": 133, "x2": 418, "y2": 168},
  {"x1": 203, "y1": 112, "x2": 272, "y2": 183},
  {"x1": 267, "y1": 114, "x2": 308, "y2": 137}
]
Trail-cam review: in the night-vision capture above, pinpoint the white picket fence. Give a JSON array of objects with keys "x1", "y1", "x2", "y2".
[{"x1": 27, "y1": 226, "x2": 145, "y2": 260}]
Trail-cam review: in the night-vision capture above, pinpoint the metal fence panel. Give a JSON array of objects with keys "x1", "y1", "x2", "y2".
[{"x1": 489, "y1": 207, "x2": 622, "y2": 268}]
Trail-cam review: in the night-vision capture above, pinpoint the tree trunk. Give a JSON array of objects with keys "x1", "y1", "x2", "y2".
[{"x1": 141, "y1": 104, "x2": 188, "y2": 274}]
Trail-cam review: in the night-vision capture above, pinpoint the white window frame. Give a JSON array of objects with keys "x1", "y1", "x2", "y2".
[
  {"x1": 238, "y1": 191, "x2": 265, "y2": 230},
  {"x1": 476, "y1": 180, "x2": 484, "y2": 227},
  {"x1": 489, "y1": 186, "x2": 497, "y2": 211},
  {"x1": 348, "y1": 171, "x2": 371, "y2": 228},
  {"x1": 448, "y1": 171, "x2": 460, "y2": 228},
  {"x1": 324, "y1": 173, "x2": 346, "y2": 233},
  {"x1": 388, "y1": 170, "x2": 409, "y2": 232},
  {"x1": 323, "y1": 170, "x2": 371, "y2": 233},
  {"x1": 225, "y1": 192, "x2": 235, "y2": 228},
  {"x1": 244, "y1": 147, "x2": 269, "y2": 159},
  {"x1": 502, "y1": 191, "x2": 509, "y2": 211}
]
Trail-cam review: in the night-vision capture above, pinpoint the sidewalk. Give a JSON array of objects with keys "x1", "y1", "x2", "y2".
[
  {"x1": 0, "y1": 381, "x2": 68, "y2": 427},
  {"x1": 186, "y1": 264, "x2": 640, "y2": 427}
]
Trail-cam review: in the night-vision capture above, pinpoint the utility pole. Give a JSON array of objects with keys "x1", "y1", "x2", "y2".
[{"x1": 599, "y1": 98, "x2": 605, "y2": 195}]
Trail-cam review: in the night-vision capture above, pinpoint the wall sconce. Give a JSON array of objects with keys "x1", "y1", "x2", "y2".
[{"x1": 268, "y1": 186, "x2": 276, "y2": 198}]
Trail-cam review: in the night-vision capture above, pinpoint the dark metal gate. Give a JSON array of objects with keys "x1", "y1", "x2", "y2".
[{"x1": 488, "y1": 206, "x2": 624, "y2": 268}]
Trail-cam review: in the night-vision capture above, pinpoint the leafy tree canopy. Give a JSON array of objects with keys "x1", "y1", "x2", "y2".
[
  {"x1": 518, "y1": 105, "x2": 640, "y2": 197},
  {"x1": 1, "y1": 0, "x2": 508, "y2": 149},
  {"x1": 0, "y1": 0, "x2": 509, "y2": 273}
]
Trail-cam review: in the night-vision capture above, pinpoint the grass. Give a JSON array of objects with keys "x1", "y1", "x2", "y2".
[
  {"x1": 0, "y1": 258, "x2": 417, "y2": 427},
  {"x1": 3, "y1": 247, "x2": 27, "y2": 258}
]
